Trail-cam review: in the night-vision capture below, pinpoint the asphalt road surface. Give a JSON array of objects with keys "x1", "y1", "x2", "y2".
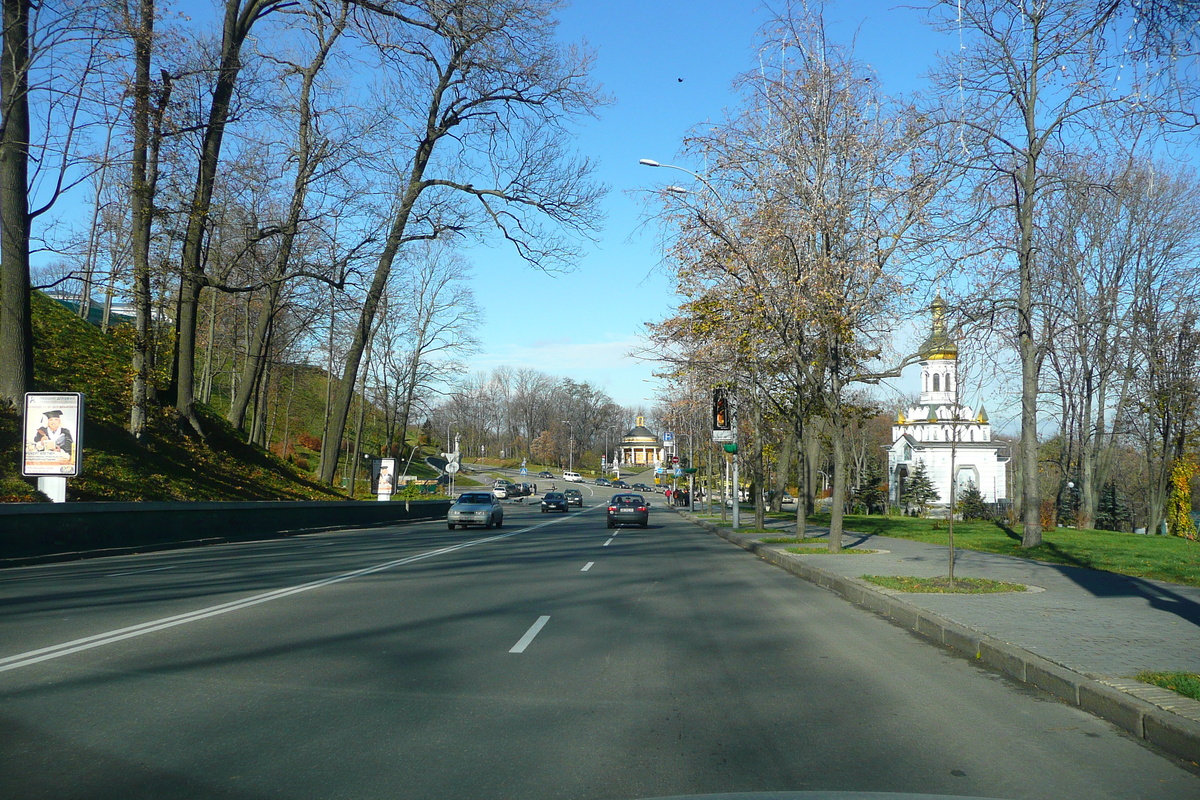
[{"x1": 2, "y1": 491, "x2": 1199, "y2": 800}]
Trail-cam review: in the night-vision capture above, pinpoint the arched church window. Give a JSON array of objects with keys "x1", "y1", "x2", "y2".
[{"x1": 932, "y1": 374, "x2": 940, "y2": 392}]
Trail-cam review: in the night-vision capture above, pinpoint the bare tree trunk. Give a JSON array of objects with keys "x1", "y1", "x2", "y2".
[
  {"x1": 803, "y1": 419, "x2": 820, "y2": 517},
  {"x1": 828, "y1": 419, "x2": 847, "y2": 553},
  {"x1": 319, "y1": 293, "x2": 339, "y2": 481},
  {"x1": 772, "y1": 430, "x2": 794, "y2": 513},
  {"x1": 128, "y1": 39, "x2": 168, "y2": 438},
  {"x1": 78, "y1": 120, "x2": 119, "y2": 323},
  {"x1": 226, "y1": 7, "x2": 345, "y2": 429},
  {"x1": 229, "y1": 285, "x2": 279, "y2": 429},
  {"x1": 0, "y1": 0, "x2": 33, "y2": 408},
  {"x1": 200, "y1": 289, "x2": 219, "y2": 403},
  {"x1": 349, "y1": 368, "x2": 367, "y2": 498},
  {"x1": 279, "y1": 364, "x2": 296, "y2": 459},
  {"x1": 794, "y1": 417, "x2": 809, "y2": 534},
  {"x1": 251, "y1": 358, "x2": 270, "y2": 446},
  {"x1": 1018, "y1": 223, "x2": 1043, "y2": 546},
  {"x1": 316, "y1": 154, "x2": 433, "y2": 483},
  {"x1": 171, "y1": 0, "x2": 277, "y2": 436}
]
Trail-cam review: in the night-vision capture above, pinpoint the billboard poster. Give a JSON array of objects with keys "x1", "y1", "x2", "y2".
[
  {"x1": 23, "y1": 393, "x2": 84, "y2": 477},
  {"x1": 371, "y1": 458, "x2": 397, "y2": 496}
]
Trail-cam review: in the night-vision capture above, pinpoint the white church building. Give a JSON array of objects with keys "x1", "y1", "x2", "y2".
[{"x1": 886, "y1": 297, "x2": 1009, "y2": 510}]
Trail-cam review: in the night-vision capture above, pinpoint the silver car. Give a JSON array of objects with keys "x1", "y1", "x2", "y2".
[{"x1": 448, "y1": 492, "x2": 503, "y2": 530}]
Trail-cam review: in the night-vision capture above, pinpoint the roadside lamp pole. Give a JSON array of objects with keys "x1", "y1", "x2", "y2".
[
  {"x1": 639, "y1": 159, "x2": 724, "y2": 203},
  {"x1": 732, "y1": 408, "x2": 740, "y2": 530}
]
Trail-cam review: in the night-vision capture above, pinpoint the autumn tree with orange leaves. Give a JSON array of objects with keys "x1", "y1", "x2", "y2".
[{"x1": 646, "y1": 4, "x2": 950, "y2": 551}]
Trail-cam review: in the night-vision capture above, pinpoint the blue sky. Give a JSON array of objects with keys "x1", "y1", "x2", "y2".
[{"x1": 462, "y1": 0, "x2": 957, "y2": 412}]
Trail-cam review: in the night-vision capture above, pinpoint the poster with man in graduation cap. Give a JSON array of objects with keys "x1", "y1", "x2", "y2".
[{"x1": 23, "y1": 393, "x2": 83, "y2": 477}]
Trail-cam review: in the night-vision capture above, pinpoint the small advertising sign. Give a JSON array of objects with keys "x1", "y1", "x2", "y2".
[
  {"x1": 372, "y1": 458, "x2": 397, "y2": 496},
  {"x1": 22, "y1": 393, "x2": 83, "y2": 478}
]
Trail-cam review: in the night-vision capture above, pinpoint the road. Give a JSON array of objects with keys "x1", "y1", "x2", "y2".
[{"x1": 2, "y1": 487, "x2": 1198, "y2": 800}]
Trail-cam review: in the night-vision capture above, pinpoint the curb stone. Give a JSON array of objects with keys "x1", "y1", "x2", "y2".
[{"x1": 674, "y1": 508, "x2": 1200, "y2": 767}]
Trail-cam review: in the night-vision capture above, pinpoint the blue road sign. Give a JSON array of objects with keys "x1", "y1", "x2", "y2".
[{"x1": 520, "y1": 467, "x2": 528, "y2": 475}]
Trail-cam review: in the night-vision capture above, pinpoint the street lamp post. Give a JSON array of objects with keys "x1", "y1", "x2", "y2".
[
  {"x1": 642, "y1": 157, "x2": 739, "y2": 524},
  {"x1": 731, "y1": 409, "x2": 740, "y2": 531},
  {"x1": 639, "y1": 159, "x2": 725, "y2": 203}
]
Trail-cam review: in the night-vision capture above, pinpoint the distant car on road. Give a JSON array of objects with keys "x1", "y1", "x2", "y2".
[
  {"x1": 564, "y1": 488, "x2": 583, "y2": 507},
  {"x1": 607, "y1": 493, "x2": 649, "y2": 528},
  {"x1": 613, "y1": 480, "x2": 630, "y2": 489},
  {"x1": 492, "y1": 484, "x2": 510, "y2": 499},
  {"x1": 563, "y1": 471, "x2": 583, "y2": 482},
  {"x1": 448, "y1": 492, "x2": 503, "y2": 530},
  {"x1": 536, "y1": 470, "x2": 554, "y2": 478},
  {"x1": 541, "y1": 492, "x2": 569, "y2": 513},
  {"x1": 631, "y1": 483, "x2": 652, "y2": 493},
  {"x1": 595, "y1": 477, "x2": 611, "y2": 487}
]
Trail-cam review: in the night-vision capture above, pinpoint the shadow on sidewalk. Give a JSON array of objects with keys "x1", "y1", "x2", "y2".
[{"x1": 989, "y1": 523, "x2": 1200, "y2": 629}]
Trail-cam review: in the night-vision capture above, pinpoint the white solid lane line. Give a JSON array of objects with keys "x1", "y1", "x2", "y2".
[
  {"x1": 0, "y1": 517, "x2": 570, "y2": 674},
  {"x1": 509, "y1": 616, "x2": 550, "y2": 653},
  {"x1": 105, "y1": 566, "x2": 178, "y2": 578},
  {"x1": 581, "y1": 562, "x2": 594, "y2": 572}
]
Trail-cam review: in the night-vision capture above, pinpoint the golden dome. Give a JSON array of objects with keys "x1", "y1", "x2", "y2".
[{"x1": 919, "y1": 296, "x2": 958, "y2": 361}]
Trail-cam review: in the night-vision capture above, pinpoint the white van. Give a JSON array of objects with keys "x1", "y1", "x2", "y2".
[{"x1": 563, "y1": 471, "x2": 583, "y2": 483}]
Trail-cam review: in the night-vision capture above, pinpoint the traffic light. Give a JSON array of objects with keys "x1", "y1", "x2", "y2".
[{"x1": 712, "y1": 387, "x2": 730, "y2": 430}]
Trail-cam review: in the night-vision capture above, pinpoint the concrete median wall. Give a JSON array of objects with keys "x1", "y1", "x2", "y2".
[{"x1": 0, "y1": 499, "x2": 451, "y2": 566}]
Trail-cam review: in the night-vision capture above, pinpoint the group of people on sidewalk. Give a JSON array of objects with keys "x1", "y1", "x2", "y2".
[{"x1": 663, "y1": 488, "x2": 690, "y2": 507}]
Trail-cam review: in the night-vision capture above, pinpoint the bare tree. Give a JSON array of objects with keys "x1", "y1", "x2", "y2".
[
  {"x1": 170, "y1": 0, "x2": 291, "y2": 436},
  {"x1": 378, "y1": 242, "x2": 480, "y2": 460},
  {"x1": 924, "y1": 0, "x2": 1193, "y2": 547},
  {"x1": 647, "y1": 3, "x2": 945, "y2": 550},
  {"x1": 226, "y1": 1, "x2": 352, "y2": 431},
  {"x1": 314, "y1": 0, "x2": 607, "y2": 483}
]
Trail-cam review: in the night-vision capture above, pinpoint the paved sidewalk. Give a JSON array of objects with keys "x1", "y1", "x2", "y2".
[{"x1": 676, "y1": 508, "x2": 1200, "y2": 767}]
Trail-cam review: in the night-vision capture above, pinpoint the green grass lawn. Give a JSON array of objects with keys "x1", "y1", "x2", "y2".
[
  {"x1": 0, "y1": 293, "x2": 361, "y2": 502},
  {"x1": 862, "y1": 575, "x2": 1027, "y2": 594},
  {"x1": 1136, "y1": 671, "x2": 1200, "y2": 702},
  {"x1": 810, "y1": 513, "x2": 1200, "y2": 588},
  {"x1": 786, "y1": 546, "x2": 879, "y2": 555}
]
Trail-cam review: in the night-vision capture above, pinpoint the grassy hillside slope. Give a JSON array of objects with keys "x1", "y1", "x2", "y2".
[{"x1": 0, "y1": 293, "x2": 346, "y2": 502}]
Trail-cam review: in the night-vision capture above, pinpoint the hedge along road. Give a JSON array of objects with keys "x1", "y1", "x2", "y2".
[{"x1": 1, "y1": 499, "x2": 1198, "y2": 800}]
